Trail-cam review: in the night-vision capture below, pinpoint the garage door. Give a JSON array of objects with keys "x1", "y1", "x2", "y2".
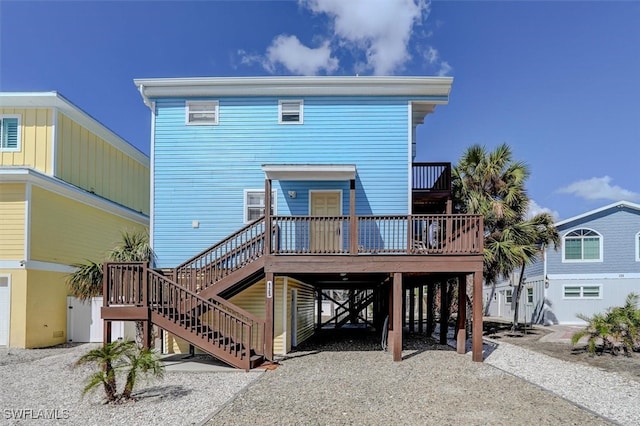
[{"x1": 0, "y1": 276, "x2": 10, "y2": 346}]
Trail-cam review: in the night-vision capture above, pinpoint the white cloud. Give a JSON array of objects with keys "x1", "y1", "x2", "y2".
[
  {"x1": 437, "y1": 61, "x2": 452, "y2": 76},
  {"x1": 239, "y1": 0, "x2": 441, "y2": 76},
  {"x1": 425, "y1": 46, "x2": 438, "y2": 64},
  {"x1": 423, "y1": 46, "x2": 452, "y2": 76},
  {"x1": 557, "y1": 176, "x2": 640, "y2": 202},
  {"x1": 526, "y1": 199, "x2": 559, "y2": 221},
  {"x1": 260, "y1": 35, "x2": 339, "y2": 75},
  {"x1": 305, "y1": 0, "x2": 429, "y2": 75}
]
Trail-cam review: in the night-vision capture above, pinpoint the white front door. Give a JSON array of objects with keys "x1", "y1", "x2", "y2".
[{"x1": 0, "y1": 276, "x2": 10, "y2": 346}]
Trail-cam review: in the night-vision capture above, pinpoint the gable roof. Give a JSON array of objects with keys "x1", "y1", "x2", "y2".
[
  {"x1": 0, "y1": 91, "x2": 149, "y2": 167},
  {"x1": 555, "y1": 200, "x2": 640, "y2": 227}
]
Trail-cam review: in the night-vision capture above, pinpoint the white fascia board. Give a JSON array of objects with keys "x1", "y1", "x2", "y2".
[
  {"x1": 0, "y1": 168, "x2": 149, "y2": 225},
  {"x1": 555, "y1": 200, "x2": 640, "y2": 226},
  {"x1": 135, "y1": 76, "x2": 453, "y2": 103},
  {"x1": 261, "y1": 164, "x2": 356, "y2": 181},
  {"x1": 0, "y1": 260, "x2": 75, "y2": 273},
  {"x1": 547, "y1": 273, "x2": 640, "y2": 280},
  {"x1": 0, "y1": 92, "x2": 149, "y2": 167}
]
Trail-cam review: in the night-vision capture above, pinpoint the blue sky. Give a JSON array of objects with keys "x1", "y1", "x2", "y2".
[{"x1": 1, "y1": 0, "x2": 638, "y2": 220}]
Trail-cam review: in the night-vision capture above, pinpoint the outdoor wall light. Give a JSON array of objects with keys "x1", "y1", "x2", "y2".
[{"x1": 288, "y1": 191, "x2": 297, "y2": 198}]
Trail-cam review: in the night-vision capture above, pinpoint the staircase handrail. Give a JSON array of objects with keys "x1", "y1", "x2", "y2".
[{"x1": 174, "y1": 217, "x2": 267, "y2": 293}]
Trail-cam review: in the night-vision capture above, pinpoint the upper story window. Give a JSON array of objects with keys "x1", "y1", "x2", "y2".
[
  {"x1": 186, "y1": 101, "x2": 218, "y2": 125},
  {"x1": 279, "y1": 100, "x2": 303, "y2": 124},
  {"x1": 244, "y1": 190, "x2": 277, "y2": 223},
  {"x1": 0, "y1": 115, "x2": 21, "y2": 151},
  {"x1": 636, "y1": 232, "x2": 640, "y2": 262},
  {"x1": 563, "y1": 228, "x2": 602, "y2": 262}
]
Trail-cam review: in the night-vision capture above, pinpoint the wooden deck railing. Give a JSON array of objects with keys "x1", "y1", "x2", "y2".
[
  {"x1": 273, "y1": 214, "x2": 482, "y2": 255},
  {"x1": 174, "y1": 218, "x2": 268, "y2": 293},
  {"x1": 412, "y1": 162, "x2": 451, "y2": 192},
  {"x1": 104, "y1": 262, "x2": 265, "y2": 369}
]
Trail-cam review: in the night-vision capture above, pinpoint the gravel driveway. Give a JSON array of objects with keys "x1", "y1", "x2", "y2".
[{"x1": 2, "y1": 331, "x2": 638, "y2": 425}]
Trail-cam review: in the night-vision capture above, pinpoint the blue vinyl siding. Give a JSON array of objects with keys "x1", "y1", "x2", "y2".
[
  {"x1": 153, "y1": 96, "x2": 430, "y2": 267},
  {"x1": 546, "y1": 206, "x2": 640, "y2": 275}
]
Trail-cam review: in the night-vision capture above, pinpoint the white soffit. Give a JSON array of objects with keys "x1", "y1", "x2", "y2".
[{"x1": 261, "y1": 164, "x2": 356, "y2": 181}]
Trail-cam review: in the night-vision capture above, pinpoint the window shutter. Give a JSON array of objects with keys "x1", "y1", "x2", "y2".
[{"x1": 2, "y1": 118, "x2": 19, "y2": 149}]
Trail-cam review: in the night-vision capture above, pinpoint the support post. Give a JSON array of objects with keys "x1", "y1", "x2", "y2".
[
  {"x1": 264, "y1": 179, "x2": 272, "y2": 254},
  {"x1": 426, "y1": 281, "x2": 435, "y2": 336},
  {"x1": 418, "y1": 285, "x2": 424, "y2": 333},
  {"x1": 392, "y1": 273, "x2": 403, "y2": 361},
  {"x1": 317, "y1": 289, "x2": 322, "y2": 330},
  {"x1": 102, "y1": 262, "x2": 111, "y2": 345},
  {"x1": 402, "y1": 288, "x2": 407, "y2": 327},
  {"x1": 409, "y1": 286, "x2": 415, "y2": 332},
  {"x1": 349, "y1": 179, "x2": 358, "y2": 255},
  {"x1": 143, "y1": 321, "x2": 151, "y2": 349},
  {"x1": 439, "y1": 281, "x2": 448, "y2": 345},
  {"x1": 456, "y1": 275, "x2": 467, "y2": 354},
  {"x1": 472, "y1": 270, "x2": 483, "y2": 362},
  {"x1": 265, "y1": 272, "x2": 275, "y2": 360},
  {"x1": 103, "y1": 321, "x2": 112, "y2": 345}
]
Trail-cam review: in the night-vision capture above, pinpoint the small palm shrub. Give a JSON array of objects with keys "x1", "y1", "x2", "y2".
[
  {"x1": 76, "y1": 340, "x2": 164, "y2": 403},
  {"x1": 571, "y1": 293, "x2": 640, "y2": 356}
]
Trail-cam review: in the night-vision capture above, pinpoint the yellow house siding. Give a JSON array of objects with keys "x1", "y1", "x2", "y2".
[
  {"x1": 230, "y1": 277, "x2": 287, "y2": 355},
  {"x1": 0, "y1": 183, "x2": 26, "y2": 259},
  {"x1": 24, "y1": 269, "x2": 67, "y2": 348},
  {"x1": 287, "y1": 278, "x2": 315, "y2": 350},
  {"x1": 55, "y1": 113, "x2": 149, "y2": 214},
  {"x1": 0, "y1": 108, "x2": 53, "y2": 173},
  {"x1": 2, "y1": 269, "x2": 27, "y2": 347},
  {"x1": 30, "y1": 186, "x2": 146, "y2": 264}
]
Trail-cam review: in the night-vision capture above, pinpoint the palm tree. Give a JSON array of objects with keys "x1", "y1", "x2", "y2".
[
  {"x1": 571, "y1": 312, "x2": 614, "y2": 355},
  {"x1": 121, "y1": 347, "x2": 165, "y2": 400},
  {"x1": 75, "y1": 340, "x2": 133, "y2": 402},
  {"x1": 453, "y1": 143, "x2": 530, "y2": 309},
  {"x1": 453, "y1": 143, "x2": 559, "y2": 329},
  {"x1": 509, "y1": 212, "x2": 560, "y2": 330},
  {"x1": 67, "y1": 260, "x2": 103, "y2": 301}
]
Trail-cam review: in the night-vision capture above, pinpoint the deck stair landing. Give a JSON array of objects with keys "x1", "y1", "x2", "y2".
[{"x1": 103, "y1": 263, "x2": 265, "y2": 371}]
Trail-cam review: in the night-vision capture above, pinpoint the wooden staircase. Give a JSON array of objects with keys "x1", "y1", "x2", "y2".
[{"x1": 103, "y1": 218, "x2": 273, "y2": 370}]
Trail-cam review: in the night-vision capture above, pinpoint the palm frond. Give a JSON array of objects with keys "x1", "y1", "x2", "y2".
[{"x1": 67, "y1": 261, "x2": 104, "y2": 301}]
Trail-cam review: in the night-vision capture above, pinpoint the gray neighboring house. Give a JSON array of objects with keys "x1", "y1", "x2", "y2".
[{"x1": 484, "y1": 200, "x2": 640, "y2": 325}]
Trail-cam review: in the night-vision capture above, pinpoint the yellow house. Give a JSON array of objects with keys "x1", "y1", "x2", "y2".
[{"x1": 0, "y1": 92, "x2": 149, "y2": 348}]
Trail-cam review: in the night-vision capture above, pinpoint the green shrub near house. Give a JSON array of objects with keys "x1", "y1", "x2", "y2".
[{"x1": 571, "y1": 293, "x2": 640, "y2": 356}]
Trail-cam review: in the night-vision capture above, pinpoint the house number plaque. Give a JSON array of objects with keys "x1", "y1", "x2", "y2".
[{"x1": 266, "y1": 280, "x2": 273, "y2": 298}]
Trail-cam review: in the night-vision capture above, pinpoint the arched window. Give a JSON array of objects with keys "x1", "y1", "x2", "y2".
[{"x1": 563, "y1": 228, "x2": 602, "y2": 262}]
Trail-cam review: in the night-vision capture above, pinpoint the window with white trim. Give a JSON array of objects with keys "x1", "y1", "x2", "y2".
[
  {"x1": 636, "y1": 232, "x2": 640, "y2": 261},
  {"x1": 505, "y1": 289, "x2": 513, "y2": 304},
  {"x1": 563, "y1": 284, "x2": 601, "y2": 299},
  {"x1": 563, "y1": 228, "x2": 602, "y2": 262},
  {"x1": 279, "y1": 100, "x2": 303, "y2": 124},
  {"x1": 526, "y1": 287, "x2": 534, "y2": 304},
  {"x1": 186, "y1": 101, "x2": 218, "y2": 125},
  {"x1": 0, "y1": 115, "x2": 21, "y2": 151},
  {"x1": 244, "y1": 190, "x2": 276, "y2": 223}
]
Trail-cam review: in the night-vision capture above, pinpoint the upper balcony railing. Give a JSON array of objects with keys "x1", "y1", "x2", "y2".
[
  {"x1": 271, "y1": 214, "x2": 482, "y2": 255},
  {"x1": 412, "y1": 162, "x2": 451, "y2": 193}
]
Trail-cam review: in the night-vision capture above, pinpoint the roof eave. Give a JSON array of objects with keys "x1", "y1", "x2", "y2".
[{"x1": 134, "y1": 76, "x2": 453, "y2": 103}]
